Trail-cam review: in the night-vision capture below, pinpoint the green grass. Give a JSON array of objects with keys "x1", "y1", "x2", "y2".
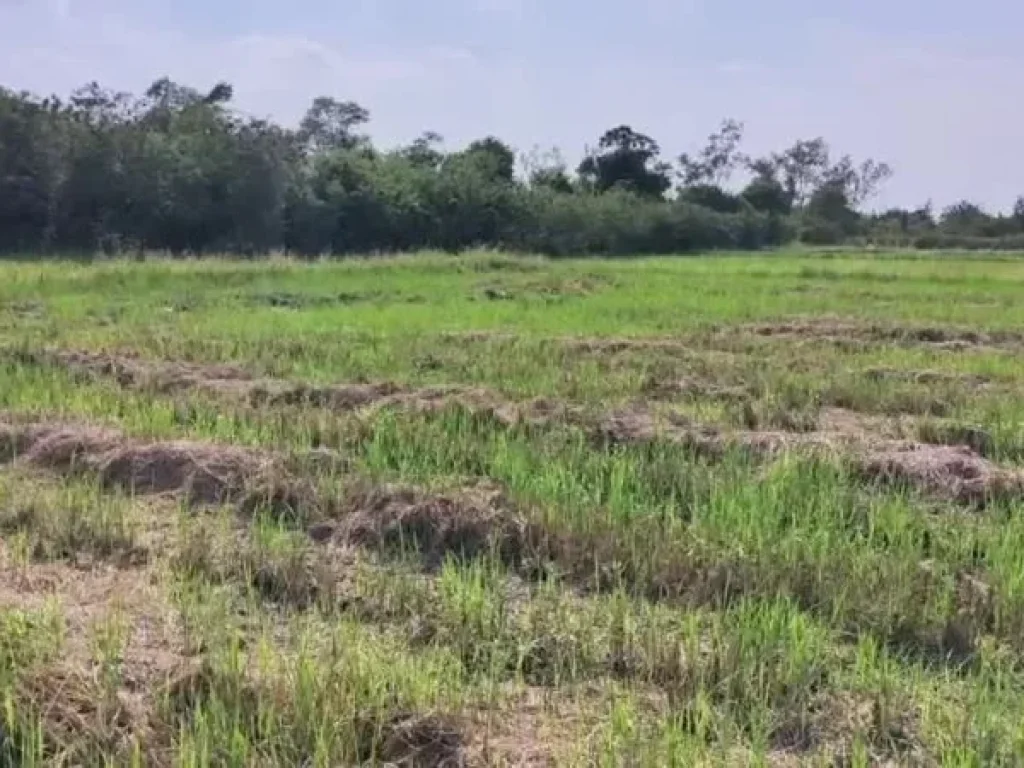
[{"x1": 2, "y1": 249, "x2": 1024, "y2": 765}]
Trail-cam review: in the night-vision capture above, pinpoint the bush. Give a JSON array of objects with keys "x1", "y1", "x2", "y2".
[
  {"x1": 799, "y1": 219, "x2": 847, "y2": 246},
  {"x1": 508, "y1": 191, "x2": 782, "y2": 257},
  {"x1": 910, "y1": 233, "x2": 1024, "y2": 251}
]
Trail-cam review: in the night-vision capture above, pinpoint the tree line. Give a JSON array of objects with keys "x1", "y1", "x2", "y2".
[{"x1": 2, "y1": 79, "x2": 1022, "y2": 257}]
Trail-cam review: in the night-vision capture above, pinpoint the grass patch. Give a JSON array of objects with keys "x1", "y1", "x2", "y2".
[{"x1": 3, "y1": 250, "x2": 1024, "y2": 763}]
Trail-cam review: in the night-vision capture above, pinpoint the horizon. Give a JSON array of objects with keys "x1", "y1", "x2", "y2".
[{"x1": 2, "y1": 0, "x2": 1020, "y2": 212}]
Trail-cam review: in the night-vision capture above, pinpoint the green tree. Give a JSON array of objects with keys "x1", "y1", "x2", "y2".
[
  {"x1": 298, "y1": 97, "x2": 370, "y2": 155},
  {"x1": 400, "y1": 131, "x2": 445, "y2": 169},
  {"x1": 679, "y1": 185, "x2": 744, "y2": 214},
  {"x1": 741, "y1": 176, "x2": 792, "y2": 216},
  {"x1": 523, "y1": 147, "x2": 574, "y2": 193},
  {"x1": 577, "y1": 125, "x2": 671, "y2": 198},
  {"x1": 677, "y1": 119, "x2": 745, "y2": 188},
  {"x1": 462, "y1": 137, "x2": 516, "y2": 183},
  {"x1": 941, "y1": 201, "x2": 989, "y2": 234},
  {"x1": 1013, "y1": 196, "x2": 1024, "y2": 231}
]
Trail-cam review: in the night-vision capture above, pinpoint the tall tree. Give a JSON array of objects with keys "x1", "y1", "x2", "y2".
[
  {"x1": 747, "y1": 138, "x2": 891, "y2": 209},
  {"x1": 1013, "y1": 196, "x2": 1024, "y2": 230},
  {"x1": 400, "y1": 131, "x2": 445, "y2": 169},
  {"x1": 772, "y1": 137, "x2": 831, "y2": 206},
  {"x1": 298, "y1": 97, "x2": 369, "y2": 155},
  {"x1": 941, "y1": 201, "x2": 988, "y2": 234},
  {"x1": 522, "y1": 147, "x2": 574, "y2": 193},
  {"x1": 741, "y1": 176, "x2": 792, "y2": 216},
  {"x1": 462, "y1": 137, "x2": 516, "y2": 183},
  {"x1": 821, "y1": 156, "x2": 893, "y2": 206},
  {"x1": 677, "y1": 119, "x2": 745, "y2": 188},
  {"x1": 577, "y1": 125, "x2": 671, "y2": 198}
]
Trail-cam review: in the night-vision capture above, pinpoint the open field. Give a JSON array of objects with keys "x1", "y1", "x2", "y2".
[{"x1": 3, "y1": 250, "x2": 1024, "y2": 765}]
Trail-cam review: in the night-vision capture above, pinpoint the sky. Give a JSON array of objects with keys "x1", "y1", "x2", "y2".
[{"x1": 0, "y1": 0, "x2": 1020, "y2": 211}]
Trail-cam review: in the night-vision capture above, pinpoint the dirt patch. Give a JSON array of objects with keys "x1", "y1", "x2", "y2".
[
  {"x1": 253, "y1": 384, "x2": 572, "y2": 432},
  {"x1": 770, "y1": 690, "x2": 924, "y2": 766},
  {"x1": 377, "y1": 713, "x2": 466, "y2": 767},
  {"x1": 9, "y1": 665, "x2": 146, "y2": 763},
  {"x1": 0, "y1": 560, "x2": 181, "y2": 675},
  {"x1": 22, "y1": 349, "x2": 569, "y2": 430},
  {"x1": 863, "y1": 367, "x2": 991, "y2": 387},
  {"x1": 13, "y1": 347, "x2": 1024, "y2": 507},
  {"x1": 597, "y1": 405, "x2": 906, "y2": 455},
  {"x1": 0, "y1": 415, "x2": 545, "y2": 566},
  {"x1": 477, "y1": 275, "x2": 612, "y2": 303},
  {"x1": 0, "y1": 553, "x2": 186, "y2": 764},
  {"x1": 860, "y1": 443, "x2": 1024, "y2": 506},
  {"x1": 738, "y1": 319, "x2": 1024, "y2": 350},
  {"x1": 595, "y1": 407, "x2": 837, "y2": 459},
  {"x1": 916, "y1": 422, "x2": 996, "y2": 457},
  {"x1": 816, "y1": 407, "x2": 911, "y2": 442},
  {"x1": 0, "y1": 419, "x2": 307, "y2": 512},
  {"x1": 562, "y1": 337, "x2": 696, "y2": 356},
  {"x1": 595, "y1": 406, "x2": 1024, "y2": 506},
  {"x1": 1, "y1": 299, "x2": 47, "y2": 320},
  {"x1": 640, "y1": 374, "x2": 751, "y2": 404},
  {"x1": 247, "y1": 290, "x2": 384, "y2": 309},
  {"x1": 438, "y1": 331, "x2": 721, "y2": 359},
  {"x1": 463, "y1": 683, "x2": 647, "y2": 767},
  {"x1": 319, "y1": 483, "x2": 536, "y2": 570},
  {"x1": 22, "y1": 348, "x2": 254, "y2": 397}
]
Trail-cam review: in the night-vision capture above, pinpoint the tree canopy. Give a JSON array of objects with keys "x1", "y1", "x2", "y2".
[{"x1": 1, "y1": 76, "x2": 1018, "y2": 257}]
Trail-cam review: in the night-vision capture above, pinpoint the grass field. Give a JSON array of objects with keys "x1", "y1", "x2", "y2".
[{"x1": 3, "y1": 250, "x2": 1024, "y2": 765}]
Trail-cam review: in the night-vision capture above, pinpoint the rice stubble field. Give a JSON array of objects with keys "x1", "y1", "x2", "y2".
[{"x1": 3, "y1": 251, "x2": 1024, "y2": 765}]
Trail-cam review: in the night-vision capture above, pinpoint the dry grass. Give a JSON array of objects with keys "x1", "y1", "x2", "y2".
[{"x1": 4, "y1": 252, "x2": 1024, "y2": 765}]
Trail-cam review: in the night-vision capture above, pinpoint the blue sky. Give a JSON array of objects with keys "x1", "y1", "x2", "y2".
[{"x1": 1, "y1": 0, "x2": 1020, "y2": 210}]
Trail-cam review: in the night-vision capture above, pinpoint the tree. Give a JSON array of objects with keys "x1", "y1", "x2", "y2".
[
  {"x1": 298, "y1": 97, "x2": 370, "y2": 155},
  {"x1": 941, "y1": 201, "x2": 989, "y2": 234},
  {"x1": 0, "y1": 74, "x2": 900, "y2": 256},
  {"x1": 144, "y1": 77, "x2": 204, "y2": 111},
  {"x1": 523, "y1": 147, "x2": 574, "y2": 193},
  {"x1": 773, "y1": 138, "x2": 830, "y2": 206},
  {"x1": 747, "y1": 138, "x2": 891, "y2": 210},
  {"x1": 1013, "y1": 196, "x2": 1024, "y2": 230},
  {"x1": 0, "y1": 88, "x2": 63, "y2": 250},
  {"x1": 741, "y1": 176, "x2": 792, "y2": 216},
  {"x1": 462, "y1": 136, "x2": 516, "y2": 183},
  {"x1": 822, "y1": 156, "x2": 892, "y2": 206},
  {"x1": 806, "y1": 181, "x2": 857, "y2": 229},
  {"x1": 400, "y1": 131, "x2": 445, "y2": 169},
  {"x1": 679, "y1": 184, "x2": 744, "y2": 213},
  {"x1": 677, "y1": 119, "x2": 744, "y2": 188},
  {"x1": 68, "y1": 82, "x2": 136, "y2": 125},
  {"x1": 577, "y1": 125, "x2": 671, "y2": 198},
  {"x1": 204, "y1": 82, "x2": 234, "y2": 106}
]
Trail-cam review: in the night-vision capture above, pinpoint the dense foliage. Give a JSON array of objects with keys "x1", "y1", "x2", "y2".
[{"x1": 1, "y1": 79, "x2": 1020, "y2": 256}]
